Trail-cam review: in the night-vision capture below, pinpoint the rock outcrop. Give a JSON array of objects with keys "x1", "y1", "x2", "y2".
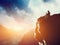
[{"x1": 36, "y1": 11, "x2": 60, "y2": 45}]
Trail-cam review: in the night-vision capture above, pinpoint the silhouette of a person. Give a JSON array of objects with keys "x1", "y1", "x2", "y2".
[
  {"x1": 47, "y1": 11, "x2": 50, "y2": 16},
  {"x1": 45, "y1": 11, "x2": 50, "y2": 18}
]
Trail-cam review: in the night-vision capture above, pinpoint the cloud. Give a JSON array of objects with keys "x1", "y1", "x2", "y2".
[
  {"x1": 1, "y1": 0, "x2": 60, "y2": 31},
  {"x1": 43, "y1": 0, "x2": 52, "y2": 2},
  {"x1": 0, "y1": 0, "x2": 29, "y2": 12},
  {"x1": 1, "y1": 0, "x2": 60, "y2": 44},
  {"x1": 0, "y1": 0, "x2": 33, "y2": 28},
  {"x1": 0, "y1": 0, "x2": 34, "y2": 30},
  {"x1": 29, "y1": 0, "x2": 60, "y2": 19},
  {"x1": 0, "y1": 8, "x2": 34, "y2": 30}
]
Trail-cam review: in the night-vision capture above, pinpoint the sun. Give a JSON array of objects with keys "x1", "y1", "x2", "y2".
[{"x1": 12, "y1": 25, "x2": 23, "y2": 31}]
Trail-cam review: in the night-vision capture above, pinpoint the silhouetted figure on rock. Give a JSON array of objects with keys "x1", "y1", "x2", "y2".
[
  {"x1": 46, "y1": 11, "x2": 50, "y2": 16},
  {"x1": 35, "y1": 11, "x2": 60, "y2": 45}
]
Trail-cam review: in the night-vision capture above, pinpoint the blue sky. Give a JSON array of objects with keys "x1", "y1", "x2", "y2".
[
  {"x1": 0, "y1": 0, "x2": 29, "y2": 11},
  {"x1": 0, "y1": 0, "x2": 56, "y2": 13}
]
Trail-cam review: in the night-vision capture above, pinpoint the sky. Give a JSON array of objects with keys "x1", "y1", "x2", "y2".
[
  {"x1": 0, "y1": 0, "x2": 60, "y2": 45},
  {"x1": 0, "y1": 0, "x2": 60, "y2": 31}
]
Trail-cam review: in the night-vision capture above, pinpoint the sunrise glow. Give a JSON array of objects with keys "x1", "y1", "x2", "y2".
[{"x1": 0, "y1": 0, "x2": 60, "y2": 45}]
